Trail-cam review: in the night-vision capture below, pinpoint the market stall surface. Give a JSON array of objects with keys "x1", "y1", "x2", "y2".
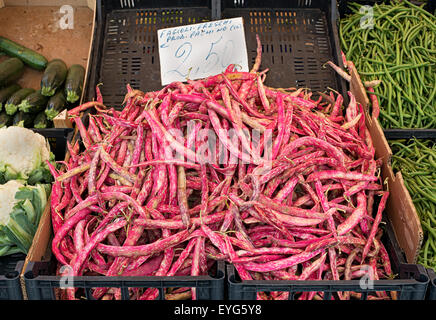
[{"x1": 0, "y1": 5, "x2": 93, "y2": 89}]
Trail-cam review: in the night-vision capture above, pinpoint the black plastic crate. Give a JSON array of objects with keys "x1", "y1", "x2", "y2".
[
  {"x1": 32, "y1": 128, "x2": 74, "y2": 161},
  {"x1": 218, "y1": 0, "x2": 348, "y2": 98},
  {"x1": 84, "y1": 0, "x2": 348, "y2": 108},
  {"x1": 383, "y1": 129, "x2": 436, "y2": 141},
  {"x1": 24, "y1": 258, "x2": 225, "y2": 300},
  {"x1": 0, "y1": 254, "x2": 25, "y2": 300},
  {"x1": 227, "y1": 213, "x2": 430, "y2": 300},
  {"x1": 427, "y1": 268, "x2": 436, "y2": 300},
  {"x1": 84, "y1": 0, "x2": 217, "y2": 107}
]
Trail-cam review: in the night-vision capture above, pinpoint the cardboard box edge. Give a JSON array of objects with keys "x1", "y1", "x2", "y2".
[{"x1": 349, "y1": 68, "x2": 423, "y2": 264}]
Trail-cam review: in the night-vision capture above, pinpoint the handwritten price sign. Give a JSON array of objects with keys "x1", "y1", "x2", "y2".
[{"x1": 157, "y1": 17, "x2": 249, "y2": 86}]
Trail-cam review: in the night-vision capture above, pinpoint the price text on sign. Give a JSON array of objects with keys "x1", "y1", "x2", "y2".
[{"x1": 157, "y1": 17, "x2": 249, "y2": 86}]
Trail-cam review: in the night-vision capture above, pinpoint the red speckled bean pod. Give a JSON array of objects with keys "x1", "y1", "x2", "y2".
[
  {"x1": 97, "y1": 229, "x2": 190, "y2": 258},
  {"x1": 242, "y1": 248, "x2": 325, "y2": 272},
  {"x1": 337, "y1": 192, "x2": 367, "y2": 236}
]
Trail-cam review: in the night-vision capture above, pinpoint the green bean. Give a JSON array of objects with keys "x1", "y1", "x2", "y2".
[
  {"x1": 408, "y1": 171, "x2": 431, "y2": 177},
  {"x1": 423, "y1": 238, "x2": 430, "y2": 266},
  {"x1": 429, "y1": 236, "x2": 436, "y2": 255},
  {"x1": 390, "y1": 138, "x2": 436, "y2": 268},
  {"x1": 340, "y1": 1, "x2": 436, "y2": 129},
  {"x1": 422, "y1": 220, "x2": 436, "y2": 240},
  {"x1": 403, "y1": 0, "x2": 436, "y2": 27},
  {"x1": 422, "y1": 82, "x2": 436, "y2": 110},
  {"x1": 428, "y1": 155, "x2": 436, "y2": 169},
  {"x1": 380, "y1": 110, "x2": 400, "y2": 127}
]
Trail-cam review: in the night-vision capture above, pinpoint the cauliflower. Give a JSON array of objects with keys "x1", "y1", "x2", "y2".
[
  {"x1": 0, "y1": 126, "x2": 55, "y2": 184},
  {"x1": 0, "y1": 180, "x2": 51, "y2": 256},
  {"x1": 0, "y1": 180, "x2": 24, "y2": 226}
]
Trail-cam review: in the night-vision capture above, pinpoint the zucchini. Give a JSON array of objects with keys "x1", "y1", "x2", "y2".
[
  {"x1": 41, "y1": 59, "x2": 68, "y2": 97},
  {"x1": 0, "y1": 84, "x2": 21, "y2": 112},
  {"x1": 33, "y1": 111, "x2": 48, "y2": 128},
  {"x1": 0, "y1": 111, "x2": 12, "y2": 128},
  {"x1": 5, "y1": 88, "x2": 35, "y2": 116},
  {"x1": 64, "y1": 64, "x2": 85, "y2": 103},
  {"x1": 0, "y1": 57, "x2": 24, "y2": 87},
  {"x1": 45, "y1": 90, "x2": 67, "y2": 120},
  {"x1": 12, "y1": 111, "x2": 34, "y2": 128},
  {"x1": 18, "y1": 90, "x2": 49, "y2": 113},
  {"x1": 0, "y1": 36, "x2": 48, "y2": 70}
]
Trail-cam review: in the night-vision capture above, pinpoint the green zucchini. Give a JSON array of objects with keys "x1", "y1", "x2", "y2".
[
  {"x1": 18, "y1": 90, "x2": 49, "y2": 113},
  {"x1": 0, "y1": 111, "x2": 12, "y2": 128},
  {"x1": 41, "y1": 59, "x2": 68, "y2": 97},
  {"x1": 12, "y1": 111, "x2": 34, "y2": 128},
  {"x1": 64, "y1": 64, "x2": 85, "y2": 103},
  {"x1": 0, "y1": 36, "x2": 48, "y2": 70},
  {"x1": 45, "y1": 90, "x2": 67, "y2": 120},
  {"x1": 0, "y1": 84, "x2": 21, "y2": 112},
  {"x1": 5, "y1": 88, "x2": 35, "y2": 116},
  {"x1": 33, "y1": 111, "x2": 48, "y2": 128},
  {"x1": 0, "y1": 57, "x2": 24, "y2": 87}
]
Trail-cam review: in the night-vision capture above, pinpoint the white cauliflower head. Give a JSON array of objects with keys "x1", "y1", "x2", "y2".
[
  {"x1": 0, "y1": 180, "x2": 24, "y2": 225},
  {"x1": 0, "y1": 126, "x2": 51, "y2": 179}
]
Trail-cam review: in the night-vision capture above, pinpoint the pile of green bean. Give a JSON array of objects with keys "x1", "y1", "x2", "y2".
[
  {"x1": 390, "y1": 138, "x2": 436, "y2": 270},
  {"x1": 340, "y1": 0, "x2": 436, "y2": 129}
]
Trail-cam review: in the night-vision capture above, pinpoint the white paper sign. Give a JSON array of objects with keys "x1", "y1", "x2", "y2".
[{"x1": 157, "y1": 17, "x2": 249, "y2": 86}]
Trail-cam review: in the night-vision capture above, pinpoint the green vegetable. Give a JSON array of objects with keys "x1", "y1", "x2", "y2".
[
  {"x1": 33, "y1": 111, "x2": 48, "y2": 129},
  {"x1": 0, "y1": 180, "x2": 51, "y2": 256},
  {"x1": 41, "y1": 59, "x2": 67, "y2": 97},
  {"x1": 18, "y1": 91, "x2": 49, "y2": 114},
  {"x1": 12, "y1": 111, "x2": 34, "y2": 128},
  {"x1": 0, "y1": 112, "x2": 12, "y2": 128},
  {"x1": 65, "y1": 64, "x2": 85, "y2": 103},
  {"x1": 45, "y1": 90, "x2": 67, "y2": 120},
  {"x1": 5, "y1": 88, "x2": 35, "y2": 116},
  {"x1": 0, "y1": 57, "x2": 24, "y2": 87},
  {"x1": 0, "y1": 84, "x2": 21, "y2": 112},
  {"x1": 390, "y1": 138, "x2": 436, "y2": 271},
  {"x1": 0, "y1": 36, "x2": 48, "y2": 70},
  {"x1": 0, "y1": 126, "x2": 55, "y2": 184},
  {"x1": 340, "y1": 0, "x2": 436, "y2": 129}
]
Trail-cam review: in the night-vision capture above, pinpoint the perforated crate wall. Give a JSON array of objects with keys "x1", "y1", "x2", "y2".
[
  {"x1": 92, "y1": 1, "x2": 213, "y2": 107},
  {"x1": 221, "y1": 5, "x2": 341, "y2": 92},
  {"x1": 85, "y1": 0, "x2": 347, "y2": 107}
]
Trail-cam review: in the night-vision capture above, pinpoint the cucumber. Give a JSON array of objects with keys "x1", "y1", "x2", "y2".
[
  {"x1": 0, "y1": 111, "x2": 12, "y2": 128},
  {"x1": 5, "y1": 88, "x2": 35, "y2": 116},
  {"x1": 18, "y1": 90, "x2": 49, "y2": 113},
  {"x1": 33, "y1": 111, "x2": 48, "y2": 128},
  {"x1": 0, "y1": 36, "x2": 48, "y2": 70},
  {"x1": 0, "y1": 84, "x2": 21, "y2": 112},
  {"x1": 41, "y1": 59, "x2": 68, "y2": 97},
  {"x1": 13, "y1": 111, "x2": 34, "y2": 128},
  {"x1": 0, "y1": 57, "x2": 24, "y2": 87},
  {"x1": 64, "y1": 64, "x2": 85, "y2": 103},
  {"x1": 45, "y1": 90, "x2": 67, "y2": 120}
]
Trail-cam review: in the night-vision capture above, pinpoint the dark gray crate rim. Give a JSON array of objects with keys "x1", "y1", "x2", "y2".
[
  {"x1": 0, "y1": 254, "x2": 25, "y2": 300},
  {"x1": 24, "y1": 260, "x2": 225, "y2": 300}
]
